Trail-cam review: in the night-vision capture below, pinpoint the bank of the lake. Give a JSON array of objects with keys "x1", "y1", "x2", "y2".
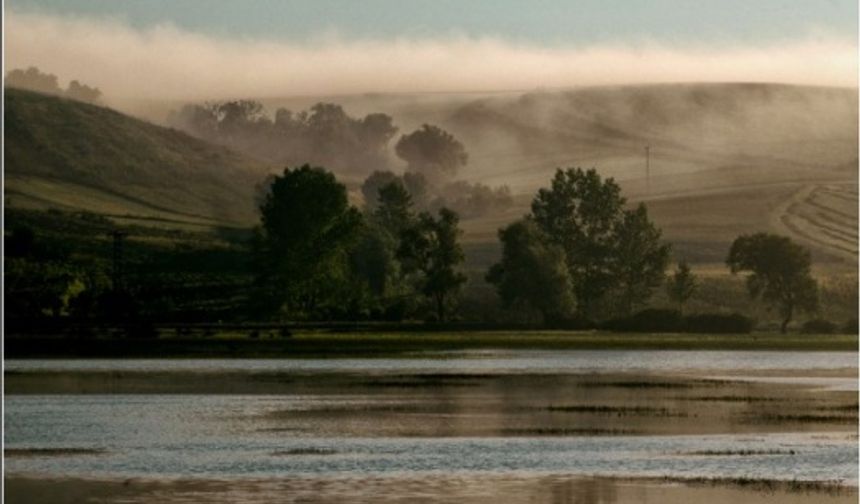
[{"x1": 5, "y1": 331, "x2": 858, "y2": 358}]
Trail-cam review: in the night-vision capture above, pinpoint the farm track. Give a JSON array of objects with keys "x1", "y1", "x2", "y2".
[{"x1": 778, "y1": 183, "x2": 858, "y2": 258}]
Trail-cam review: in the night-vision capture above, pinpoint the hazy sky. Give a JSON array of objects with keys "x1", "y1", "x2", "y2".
[
  {"x1": 4, "y1": 0, "x2": 858, "y2": 101},
  {"x1": 8, "y1": 0, "x2": 858, "y2": 45}
]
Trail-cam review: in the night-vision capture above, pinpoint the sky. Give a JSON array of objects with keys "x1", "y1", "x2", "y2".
[{"x1": 4, "y1": 0, "x2": 858, "y2": 100}]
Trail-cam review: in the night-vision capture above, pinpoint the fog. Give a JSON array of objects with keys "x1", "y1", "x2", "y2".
[{"x1": 5, "y1": 9, "x2": 857, "y2": 106}]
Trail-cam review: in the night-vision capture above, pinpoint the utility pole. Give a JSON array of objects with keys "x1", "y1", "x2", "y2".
[
  {"x1": 108, "y1": 230, "x2": 127, "y2": 292},
  {"x1": 645, "y1": 145, "x2": 651, "y2": 197}
]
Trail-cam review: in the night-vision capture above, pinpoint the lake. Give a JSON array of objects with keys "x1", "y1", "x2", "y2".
[{"x1": 4, "y1": 350, "x2": 858, "y2": 503}]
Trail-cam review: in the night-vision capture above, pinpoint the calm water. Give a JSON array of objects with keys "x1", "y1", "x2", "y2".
[
  {"x1": 5, "y1": 395, "x2": 857, "y2": 483},
  {"x1": 5, "y1": 352, "x2": 858, "y2": 485},
  {"x1": 5, "y1": 350, "x2": 858, "y2": 373}
]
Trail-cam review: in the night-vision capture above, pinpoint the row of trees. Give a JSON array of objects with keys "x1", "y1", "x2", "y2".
[
  {"x1": 5, "y1": 161, "x2": 822, "y2": 332},
  {"x1": 251, "y1": 165, "x2": 466, "y2": 321},
  {"x1": 251, "y1": 164, "x2": 821, "y2": 332},
  {"x1": 172, "y1": 101, "x2": 514, "y2": 219},
  {"x1": 6, "y1": 66, "x2": 102, "y2": 103}
]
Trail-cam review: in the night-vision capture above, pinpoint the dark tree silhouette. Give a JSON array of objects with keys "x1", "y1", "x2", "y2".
[
  {"x1": 254, "y1": 165, "x2": 361, "y2": 316},
  {"x1": 398, "y1": 208, "x2": 466, "y2": 322},
  {"x1": 666, "y1": 260, "x2": 697, "y2": 315},
  {"x1": 726, "y1": 233, "x2": 818, "y2": 333},
  {"x1": 530, "y1": 168, "x2": 668, "y2": 317},
  {"x1": 486, "y1": 219, "x2": 574, "y2": 323},
  {"x1": 610, "y1": 204, "x2": 671, "y2": 315},
  {"x1": 531, "y1": 168, "x2": 625, "y2": 316},
  {"x1": 361, "y1": 170, "x2": 400, "y2": 210},
  {"x1": 395, "y1": 124, "x2": 468, "y2": 182},
  {"x1": 374, "y1": 180, "x2": 415, "y2": 237}
]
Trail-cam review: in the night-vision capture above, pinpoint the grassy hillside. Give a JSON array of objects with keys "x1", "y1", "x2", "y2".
[{"x1": 4, "y1": 88, "x2": 270, "y2": 226}]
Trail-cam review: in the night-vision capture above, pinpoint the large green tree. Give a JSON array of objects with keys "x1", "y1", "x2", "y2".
[
  {"x1": 531, "y1": 168, "x2": 614, "y2": 316},
  {"x1": 254, "y1": 165, "x2": 361, "y2": 317},
  {"x1": 397, "y1": 207, "x2": 466, "y2": 322},
  {"x1": 350, "y1": 179, "x2": 417, "y2": 306},
  {"x1": 486, "y1": 219, "x2": 574, "y2": 323},
  {"x1": 530, "y1": 168, "x2": 669, "y2": 318},
  {"x1": 610, "y1": 204, "x2": 671, "y2": 315},
  {"x1": 726, "y1": 233, "x2": 818, "y2": 333}
]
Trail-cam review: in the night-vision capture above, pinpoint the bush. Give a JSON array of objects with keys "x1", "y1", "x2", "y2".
[
  {"x1": 683, "y1": 313, "x2": 755, "y2": 334},
  {"x1": 801, "y1": 319, "x2": 837, "y2": 334},
  {"x1": 841, "y1": 318, "x2": 858, "y2": 335},
  {"x1": 602, "y1": 309, "x2": 682, "y2": 332}
]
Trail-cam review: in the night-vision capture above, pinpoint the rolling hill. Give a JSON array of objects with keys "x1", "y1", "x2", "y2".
[
  {"x1": 4, "y1": 88, "x2": 271, "y2": 227},
  {"x1": 5, "y1": 84, "x2": 857, "y2": 267}
]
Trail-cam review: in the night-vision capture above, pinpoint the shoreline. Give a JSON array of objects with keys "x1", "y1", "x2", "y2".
[
  {"x1": 4, "y1": 473, "x2": 857, "y2": 504},
  {"x1": 5, "y1": 331, "x2": 858, "y2": 359}
]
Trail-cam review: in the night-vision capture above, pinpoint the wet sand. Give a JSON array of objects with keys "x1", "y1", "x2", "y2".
[{"x1": 5, "y1": 474, "x2": 856, "y2": 504}]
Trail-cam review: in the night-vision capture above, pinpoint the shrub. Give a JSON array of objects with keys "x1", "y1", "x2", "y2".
[
  {"x1": 841, "y1": 318, "x2": 858, "y2": 335},
  {"x1": 683, "y1": 313, "x2": 754, "y2": 334},
  {"x1": 602, "y1": 309, "x2": 682, "y2": 332},
  {"x1": 801, "y1": 319, "x2": 837, "y2": 334}
]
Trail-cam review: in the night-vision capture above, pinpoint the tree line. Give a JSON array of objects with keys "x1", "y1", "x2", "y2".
[
  {"x1": 4, "y1": 164, "x2": 828, "y2": 333},
  {"x1": 249, "y1": 164, "x2": 823, "y2": 332},
  {"x1": 5, "y1": 66, "x2": 102, "y2": 103},
  {"x1": 172, "y1": 102, "x2": 513, "y2": 219}
]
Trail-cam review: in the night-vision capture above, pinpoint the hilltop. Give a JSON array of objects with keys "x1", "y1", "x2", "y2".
[{"x1": 4, "y1": 88, "x2": 271, "y2": 227}]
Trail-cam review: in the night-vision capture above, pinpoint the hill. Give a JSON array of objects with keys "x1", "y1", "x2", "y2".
[
  {"x1": 404, "y1": 83, "x2": 858, "y2": 265},
  {"x1": 4, "y1": 88, "x2": 270, "y2": 227}
]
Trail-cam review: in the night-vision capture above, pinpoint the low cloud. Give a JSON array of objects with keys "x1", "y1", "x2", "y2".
[{"x1": 5, "y1": 10, "x2": 857, "y2": 103}]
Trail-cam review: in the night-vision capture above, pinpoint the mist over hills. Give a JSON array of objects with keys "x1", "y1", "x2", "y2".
[{"x1": 4, "y1": 82, "x2": 857, "y2": 264}]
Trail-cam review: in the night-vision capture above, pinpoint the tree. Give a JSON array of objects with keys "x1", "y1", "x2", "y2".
[
  {"x1": 666, "y1": 260, "x2": 697, "y2": 315},
  {"x1": 531, "y1": 168, "x2": 625, "y2": 316},
  {"x1": 361, "y1": 170, "x2": 400, "y2": 210},
  {"x1": 398, "y1": 208, "x2": 466, "y2": 322},
  {"x1": 395, "y1": 124, "x2": 468, "y2": 183},
  {"x1": 486, "y1": 219, "x2": 574, "y2": 323},
  {"x1": 374, "y1": 181, "x2": 415, "y2": 237},
  {"x1": 610, "y1": 204, "x2": 671, "y2": 315},
  {"x1": 726, "y1": 233, "x2": 818, "y2": 333},
  {"x1": 402, "y1": 172, "x2": 429, "y2": 208},
  {"x1": 352, "y1": 178, "x2": 416, "y2": 303},
  {"x1": 253, "y1": 165, "x2": 362, "y2": 316},
  {"x1": 65, "y1": 80, "x2": 102, "y2": 103},
  {"x1": 5, "y1": 67, "x2": 62, "y2": 95},
  {"x1": 530, "y1": 168, "x2": 668, "y2": 317}
]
